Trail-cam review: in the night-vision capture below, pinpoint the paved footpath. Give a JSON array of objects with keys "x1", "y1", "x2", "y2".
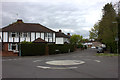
[{"x1": 2, "y1": 48, "x2": 118, "y2": 78}]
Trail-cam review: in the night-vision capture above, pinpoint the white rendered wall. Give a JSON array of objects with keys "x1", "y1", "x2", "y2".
[
  {"x1": 64, "y1": 38, "x2": 69, "y2": 43},
  {"x1": 56, "y1": 37, "x2": 64, "y2": 44},
  {"x1": 1, "y1": 32, "x2": 56, "y2": 43},
  {"x1": 45, "y1": 38, "x2": 48, "y2": 42},
  {"x1": 49, "y1": 38, "x2": 52, "y2": 42},
  {"x1": 9, "y1": 37, "x2": 13, "y2": 42},
  {"x1": 53, "y1": 33, "x2": 55, "y2": 42},
  {"x1": 31, "y1": 32, "x2": 35, "y2": 41},
  {"x1": 20, "y1": 37, "x2": 25, "y2": 42},
  {"x1": 0, "y1": 32, "x2": 2, "y2": 42},
  {"x1": 41, "y1": 33, "x2": 44, "y2": 40},
  {"x1": 26, "y1": 37, "x2": 30, "y2": 42},
  {"x1": 14, "y1": 37, "x2": 19, "y2": 42},
  {"x1": 3, "y1": 32, "x2": 7, "y2": 42},
  {"x1": 36, "y1": 32, "x2": 40, "y2": 39}
]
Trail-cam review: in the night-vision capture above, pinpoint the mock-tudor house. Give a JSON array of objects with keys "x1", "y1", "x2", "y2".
[
  {"x1": 55, "y1": 30, "x2": 70, "y2": 44},
  {"x1": 0, "y1": 19, "x2": 70, "y2": 56}
]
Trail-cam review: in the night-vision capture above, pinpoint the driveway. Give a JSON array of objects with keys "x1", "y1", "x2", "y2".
[{"x1": 2, "y1": 48, "x2": 118, "y2": 78}]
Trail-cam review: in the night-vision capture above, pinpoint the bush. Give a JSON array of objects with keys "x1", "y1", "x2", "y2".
[
  {"x1": 19, "y1": 42, "x2": 75, "y2": 56},
  {"x1": 48, "y1": 44, "x2": 75, "y2": 55},
  {"x1": 77, "y1": 43, "x2": 83, "y2": 48},
  {"x1": 20, "y1": 43, "x2": 46, "y2": 56},
  {"x1": 84, "y1": 45, "x2": 87, "y2": 49}
]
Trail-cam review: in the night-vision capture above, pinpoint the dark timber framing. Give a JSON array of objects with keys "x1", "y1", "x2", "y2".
[
  {"x1": 30, "y1": 32, "x2": 31, "y2": 42},
  {"x1": 2, "y1": 32, "x2": 3, "y2": 42},
  {"x1": 35, "y1": 32, "x2": 36, "y2": 40},
  {"x1": 40, "y1": 32, "x2": 41, "y2": 38},
  {"x1": 52, "y1": 33, "x2": 53, "y2": 42},
  {"x1": 19, "y1": 32, "x2": 20, "y2": 42},
  {"x1": 13, "y1": 37, "x2": 14, "y2": 43},
  {"x1": 48, "y1": 33, "x2": 49, "y2": 42},
  {"x1": 44, "y1": 32, "x2": 45, "y2": 40},
  {"x1": 8, "y1": 32, "x2": 9, "y2": 42},
  {"x1": 55, "y1": 33, "x2": 56, "y2": 43}
]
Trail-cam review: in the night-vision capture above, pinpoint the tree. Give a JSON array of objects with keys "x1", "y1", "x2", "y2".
[
  {"x1": 70, "y1": 34, "x2": 83, "y2": 45},
  {"x1": 98, "y1": 3, "x2": 117, "y2": 53},
  {"x1": 89, "y1": 22, "x2": 99, "y2": 40},
  {"x1": 81, "y1": 38, "x2": 89, "y2": 43}
]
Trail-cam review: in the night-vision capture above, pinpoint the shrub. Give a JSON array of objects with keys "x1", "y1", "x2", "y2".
[
  {"x1": 20, "y1": 42, "x2": 75, "y2": 56},
  {"x1": 84, "y1": 45, "x2": 87, "y2": 49},
  {"x1": 77, "y1": 43, "x2": 82, "y2": 48},
  {"x1": 48, "y1": 44, "x2": 75, "y2": 55},
  {"x1": 20, "y1": 43, "x2": 46, "y2": 56}
]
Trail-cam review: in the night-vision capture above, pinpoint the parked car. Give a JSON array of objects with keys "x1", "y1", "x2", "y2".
[
  {"x1": 97, "y1": 47, "x2": 104, "y2": 53},
  {"x1": 91, "y1": 46, "x2": 96, "y2": 49}
]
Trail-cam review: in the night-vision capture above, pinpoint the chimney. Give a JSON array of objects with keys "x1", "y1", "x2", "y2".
[
  {"x1": 67, "y1": 33, "x2": 70, "y2": 36},
  {"x1": 17, "y1": 19, "x2": 23, "y2": 23},
  {"x1": 59, "y1": 30, "x2": 62, "y2": 33}
]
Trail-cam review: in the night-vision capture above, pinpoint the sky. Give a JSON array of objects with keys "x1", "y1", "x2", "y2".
[{"x1": 1, "y1": 0, "x2": 118, "y2": 38}]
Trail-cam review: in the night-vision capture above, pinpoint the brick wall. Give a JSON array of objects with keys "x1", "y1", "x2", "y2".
[{"x1": 2, "y1": 43, "x2": 18, "y2": 56}]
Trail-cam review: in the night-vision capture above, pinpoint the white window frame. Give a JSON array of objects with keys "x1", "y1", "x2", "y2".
[
  {"x1": 20, "y1": 32, "x2": 30, "y2": 38},
  {"x1": 9, "y1": 32, "x2": 18, "y2": 37},
  {"x1": 8, "y1": 43, "x2": 18, "y2": 51},
  {"x1": 8, "y1": 43, "x2": 12, "y2": 51},
  {"x1": 45, "y1": 33, "x2": 52, "y2": 38},
  {"x1": 48, "y1": 33, "x2": 52, "y2": 37}
]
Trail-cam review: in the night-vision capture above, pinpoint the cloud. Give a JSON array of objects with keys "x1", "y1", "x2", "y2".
[{"x1": 1, "y1": 0, "x2": 118, "y2": 38}]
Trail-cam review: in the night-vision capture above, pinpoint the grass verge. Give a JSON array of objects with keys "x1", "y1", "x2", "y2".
[{"x1": 96, "y1": 53, "x2": 120, "y2": 56}]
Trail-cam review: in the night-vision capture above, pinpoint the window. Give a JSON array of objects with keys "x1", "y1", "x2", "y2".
[
  {"x1": 48, "y1": 33, "x2": 52, "y2": 37},
  {"x1": 8, "y1": 43, "x2": 12, "y2": 51},
  {"x1": 23, "y1": 33, "x2": 27, "y2": 37},
  {"x1": 9, "y1": 32, "x2": 19, "y2": 37},
  {"x1": 45, "y1": 33, "x2": 48, "y2": 37},
  {"x1": 12, "y1": 43, "x2": 16, "y2": 50},
  {"x1": 10, "y1": 32, "x2": 16, "y2": 37},
  {"x1": 20, "y1": 32, "x2": 30, "y2": 37},
  {"x1": 8, "y1": 43, "x2": 18, "y2": 51},
  {"x1": 45, "y1": 33, "x2": 52, "y2": 37},
  {"x1": 12, "y1": 32, "x2": 16, "y2": 37}
]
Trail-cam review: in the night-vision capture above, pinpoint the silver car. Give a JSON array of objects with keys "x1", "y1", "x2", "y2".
[{"x1": 97, "y1": 47, "x2": 104, "y2": 53}]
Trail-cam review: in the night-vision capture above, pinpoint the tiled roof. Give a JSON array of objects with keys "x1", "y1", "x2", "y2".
[
  {"x1": 2, "y1": 20, "x2": 55, "y2": 32},
  {"x1": 55, "y1": 32, "x2": 70, "y2": 38},
  {"x1": 33, "y1": 38, "x2": 47, "y2": 43}
]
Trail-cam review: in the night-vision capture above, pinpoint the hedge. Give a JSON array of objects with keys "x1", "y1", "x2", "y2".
[
  {"x1": 48, "y1": 44, "x2": 75, "y2": 55},
  {"x1": 20, "y1": 43, "x2": 46, "y2": 56},
  {"x1": 19, "y1": 42, "x2": 75, "y2": 56}
]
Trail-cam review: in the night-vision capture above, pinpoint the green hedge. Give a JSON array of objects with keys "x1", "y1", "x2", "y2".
[
  {"x1": 48, "y1": 44, "x2": 75, "y2": 55},
  {"x1": 20, "y1": 42, "x2": 75, "y2": 56},
  {"x1": 20, "y1": 43, "x2": 46, "y2": 56}
]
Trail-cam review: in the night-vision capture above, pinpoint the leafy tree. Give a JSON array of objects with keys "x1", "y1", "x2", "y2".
[
  {"x1": 98, "y1": 3, "x2": 117, "y2": 53},
  {"x1": 81, "y1": 38, "x2": 89, "y2": 43},
  {"x1": 89, "y1": 23, "x2": 99, "y2": 40},
  {"x1": 115, "y1": 1, "x2": 120, "y2": 53},
  {"x1": 70, "y1": 34, "x2": 83, "y2": 45}
]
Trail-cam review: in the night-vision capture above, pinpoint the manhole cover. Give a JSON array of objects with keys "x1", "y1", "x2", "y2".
[{"x1": 45, "y1": 60, "x2": 85, "y2": 66}]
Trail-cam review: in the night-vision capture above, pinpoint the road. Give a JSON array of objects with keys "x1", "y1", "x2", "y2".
[{"x1": 2, "y1": 48, "x2": 118, "y2": 78}]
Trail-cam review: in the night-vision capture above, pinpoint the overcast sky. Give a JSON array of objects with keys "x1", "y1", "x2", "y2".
[{"x1": 1, "y1": 0, "x2": 118, "y2": 38}]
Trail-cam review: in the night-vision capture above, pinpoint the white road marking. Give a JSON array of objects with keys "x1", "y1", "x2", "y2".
[
  {"x1": 46, "y1": 60, "x2": 85, "y2": 66},
  {"x1": 2, "y1": 59, "x2": 17, "y2": 61},
  {"x1": 94, "y1": 60, "x2": 101, "y2": 62},
  {"x1": 37, "y1": 66, "x2": 78, "y2": 69},
  {"x1": 37, "y1": 66, "x2": 50, "y2": 69},
  {"x1": 33, "y1": 60, "x2": 42, "y2": 62}
]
